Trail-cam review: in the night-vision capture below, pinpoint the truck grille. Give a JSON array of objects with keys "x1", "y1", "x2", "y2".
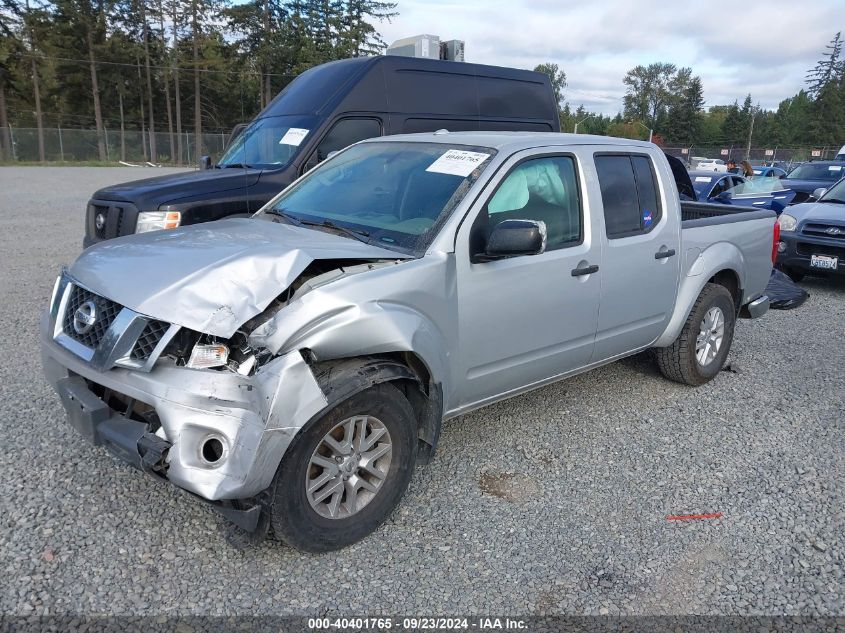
[
  {"x1": 62, "y1": 285, "x2": 122, "y2": 349},
  {"x1": 55, "y1": 279, "x2": 175, "y2": 371},
  {"x1": 802, "y1": 223, "x2": 845, "y2": 240},
  {"x1": 90, "y1": 204, "x2": 130, "y2": 239},
  {"x1": 131, "y1": 320, "x2": 170, "y2": 361}
]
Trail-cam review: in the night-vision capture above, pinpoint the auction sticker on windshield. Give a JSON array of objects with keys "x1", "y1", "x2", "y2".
[
  {"x1": 279, "y1": 128, "x2": 309, "y2": 146},
  {"x1": 426, "y1": 149, "x2": 490, "y2": 177}
]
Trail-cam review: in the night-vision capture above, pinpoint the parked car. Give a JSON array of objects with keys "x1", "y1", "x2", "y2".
[
  {"x1": 781, "y1": 160, "x2": 845, "y2": 204},
  {"x1": 82, "y1": 56, "x2": 561, "y2": 247},
  {"x1": 776, "y1": 175, "x2": 845, "y2": 280},
  {"x1": 695, "y1": 158, "x2": 727, "y2": 172},
  {"x1": 752, "y1": 165, "x2": 787, "y2": 179},
  {"x1": 41, "y1": 133, "x2": 777, "y2": 551},
  {"x1": 689, "y1": 171, "x2": 796, "y2": 212}
]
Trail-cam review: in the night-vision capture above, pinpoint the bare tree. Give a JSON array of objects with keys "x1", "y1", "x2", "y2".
[
  {"x1": 140, "y1": 0, "x2": 156, "y2": 161},
  {"x1": 191, "y1": 0, "x2": 201, "y2": 161},
  {"x1": 24, "y1": 0, "x2": 44, "y2": 161}
]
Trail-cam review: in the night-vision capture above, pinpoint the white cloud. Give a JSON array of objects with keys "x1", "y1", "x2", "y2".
[{"x1": 378, "y1": 0, "x2": 841, "y2": 114}]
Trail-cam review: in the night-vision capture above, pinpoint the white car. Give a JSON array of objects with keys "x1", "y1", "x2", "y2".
[{"x1": 696, "y1": 158, "x2": 727, "y2": 173}]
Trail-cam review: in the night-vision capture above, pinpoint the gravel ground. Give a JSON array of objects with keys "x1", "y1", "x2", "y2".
[{"x1": 0, "y1": 166, "x2": 842, "y2": 617}]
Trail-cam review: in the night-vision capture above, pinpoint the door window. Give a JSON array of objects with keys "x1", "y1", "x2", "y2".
[
  {"x1": 308, "y1": 118, "x2": 382, "y2": 168},
  {"x1": 480, "y1": 156, "x2": 582, "y2": 251},
  {"x1": 595, "y1": 154, "x2": 663, "y2": 238}
]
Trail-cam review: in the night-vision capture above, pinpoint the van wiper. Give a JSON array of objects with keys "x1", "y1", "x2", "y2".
[{"x1": 218, "y1": 163, "x2": 251, "y2": 169}]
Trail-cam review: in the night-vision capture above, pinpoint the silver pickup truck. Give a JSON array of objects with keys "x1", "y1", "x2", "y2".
[{"x1": 41, "y1": 132, "x2": 776, "y2": 551}]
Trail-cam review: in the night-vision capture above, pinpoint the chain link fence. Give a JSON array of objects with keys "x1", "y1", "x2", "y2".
[
  {"x1": 663, "y1": 145, "x2": 842, "y2": 170},
  {"x1": 4, "y1": 127, "x2": 843, "y2": 168},
  {"x1": 2, "y1": 127, "x2": 230, "y2": 164}
]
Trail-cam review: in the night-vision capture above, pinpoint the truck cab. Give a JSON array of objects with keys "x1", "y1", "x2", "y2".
[{"x1": 84, "y1": 56, "x2": 560, "y2": 247}]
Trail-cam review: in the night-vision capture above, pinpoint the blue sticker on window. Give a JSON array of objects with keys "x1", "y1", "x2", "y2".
[{"x1": 642, "y1": 209, "x2": 653, "y2": 227}]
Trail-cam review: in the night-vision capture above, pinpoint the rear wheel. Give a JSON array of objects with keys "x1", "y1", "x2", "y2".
[
  {"x1": 269, "y1": 382, "x2": 417, "y2": 552},
  {"x1": 656, "y1": 283, "x2": 736, "y2": 386}
]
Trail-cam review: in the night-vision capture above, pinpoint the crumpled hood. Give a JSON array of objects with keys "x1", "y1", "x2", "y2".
[
  {"x1": 69, "y1": 218, "x2": 409, "y2": 337},
  {"x1": 790, "y1": 201, "x2": 845, "y2": 223}
]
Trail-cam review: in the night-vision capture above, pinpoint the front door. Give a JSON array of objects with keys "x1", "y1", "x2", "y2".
[{"x1": 454, "y1": 151, "x2": 601, "y2": 408}]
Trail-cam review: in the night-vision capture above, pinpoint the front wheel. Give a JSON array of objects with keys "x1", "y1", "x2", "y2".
[
  {"x1": 269, "y1": 382, "x2": 418, "y2": 552},
  {"x1": 655, "y1": 283, "x2": 736, "y2": 386}
]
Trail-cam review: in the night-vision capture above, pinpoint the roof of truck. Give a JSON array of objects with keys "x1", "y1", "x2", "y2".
[{"x1": 361, "y1": 131, "x2": 657, "y2": 152}]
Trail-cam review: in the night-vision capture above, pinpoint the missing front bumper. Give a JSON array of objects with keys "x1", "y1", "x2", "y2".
[{"x1": 55, "y1": 375, "x2": 263, "y2": 533}]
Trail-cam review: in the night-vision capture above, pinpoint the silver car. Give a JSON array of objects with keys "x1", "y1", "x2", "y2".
[{"x1": 41, "y1": 133, "x2": 776, "y2": 551}]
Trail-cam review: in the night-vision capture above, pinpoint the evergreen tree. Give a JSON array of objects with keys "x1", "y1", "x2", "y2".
[
  {"x1": 666, "y1": 75, "x2": 704, "y2": 145},
  {"x1": 806, "y1": 32, "x2": 842, "y2": 97}
]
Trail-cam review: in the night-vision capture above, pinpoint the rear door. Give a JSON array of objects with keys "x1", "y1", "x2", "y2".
[{"x1": 591, "y1": 151, "x2": 681, "y2": 362}]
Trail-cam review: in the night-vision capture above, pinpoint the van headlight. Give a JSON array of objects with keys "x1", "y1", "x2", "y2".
[
  {"x1": 136, "y1": 211, "x2": 181, "y2": 233},
  {"x1": 778, "y1": 214, "x2": 797, "y2": 232}
]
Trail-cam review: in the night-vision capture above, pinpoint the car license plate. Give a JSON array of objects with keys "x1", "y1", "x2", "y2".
[{"x1": 810, "y1": 254, "x2": 838, "y2": 270}]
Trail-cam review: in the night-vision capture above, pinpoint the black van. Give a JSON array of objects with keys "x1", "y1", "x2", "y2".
[{"x1": 84, "y1": 55, "x2": 560, "y2": 246}]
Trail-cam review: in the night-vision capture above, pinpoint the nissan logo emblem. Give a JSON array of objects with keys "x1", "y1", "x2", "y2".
[
  {"x1": 95, "y1": 213, "x2": 106, "y2": 230},
  {"x1": 73, "y1": 300, "x2": 98, "y2": 335}
]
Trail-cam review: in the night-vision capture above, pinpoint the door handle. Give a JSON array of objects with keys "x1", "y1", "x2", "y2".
[
  {"x1": 571, "y1": 264, "x2": 599, "y2": 277},
  {"x1": 654, "y1": 248, "x2": 676, "y2": 260}
]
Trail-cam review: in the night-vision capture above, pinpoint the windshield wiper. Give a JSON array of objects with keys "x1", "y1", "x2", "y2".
[
  {"x1": 300, "y1": 219, "x2": 371, "y2": 244},
  {"x1": 218, "y1": 163, "x2": 251, "y2": 169},
  {"x1": 266, "y1": 208, "x2": 306, "y2": 227},
  {"x1": 821, "y1": 198, "x2": 845, "y2": 204},
  {"x1": 265, "y1": 210, "x2": 371, "y2": 244}
]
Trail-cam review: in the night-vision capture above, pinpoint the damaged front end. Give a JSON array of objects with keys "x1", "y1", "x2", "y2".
[{"x1": 41, "y1": 246, "x2": 415, "y2": 535}]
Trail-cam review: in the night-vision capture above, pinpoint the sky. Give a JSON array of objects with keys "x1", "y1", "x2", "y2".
[{"x1": 378, "y1": 0, "x2": 843, "y2": 116}]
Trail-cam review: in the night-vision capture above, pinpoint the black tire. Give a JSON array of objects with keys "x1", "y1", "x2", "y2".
[
  {"x1": 269, "y1": 382, "x2": 417, "y2": 552},
  {"x1": 783, "y1": 267, "x2": 806, "y2": 283},
  {"x1": 655, "y1": 283, "x2": 736, "y2": 386}
]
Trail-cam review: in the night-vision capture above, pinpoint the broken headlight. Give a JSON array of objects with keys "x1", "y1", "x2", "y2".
[{"x1": 186, "y1": 343, "x2": 229, "y2": 369}]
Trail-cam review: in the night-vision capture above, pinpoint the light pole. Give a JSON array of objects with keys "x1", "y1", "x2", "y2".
[
  {"x1": 631, "y1": 120, "x2": 653, "y2": 143},
  {"x1": 573, "y1": 115, "x2": 594, "y2": 134}
]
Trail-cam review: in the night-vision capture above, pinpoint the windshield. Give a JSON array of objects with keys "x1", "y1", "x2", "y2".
[
  {"x1": 820, "y1": 178, "x2": 845, "y2": 204},
  {"x1": 691, "y1": 175, "x2": 714, "y2": 197},
  {"x1": 728, "y1": 178, "x2": 789, "y2": 196},
  {"x1": 217, "y1": 115, "x2": 317, "y2": 168},
  {"x1": 260, "y1": 141, "x2": 496, "y2": 254},
  {"x1": 786, "y1": 162, "x2": 845, "y2": 182}
]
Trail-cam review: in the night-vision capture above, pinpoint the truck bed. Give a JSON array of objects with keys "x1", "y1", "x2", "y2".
[{"x1": 681, "y1": 200, "x2": 774, "y2": 226}]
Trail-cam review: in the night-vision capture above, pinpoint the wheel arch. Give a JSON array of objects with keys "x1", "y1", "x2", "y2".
[
  {"x1": 306, "y1": 352, "x2": 444, "y2": 465},
  {"x1": 655, "y1": 259, "x2": 744, "y2": 348}
]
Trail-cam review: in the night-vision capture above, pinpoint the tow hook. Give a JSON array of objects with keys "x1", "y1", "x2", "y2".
[{"x1": 138, "y1": 434, "x2": 171, "y2": 473}]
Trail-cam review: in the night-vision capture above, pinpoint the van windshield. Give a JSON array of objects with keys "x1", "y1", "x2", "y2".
[
  {"x1": 217, "y1": 115, "x2": 318, "y2": 169},
  {"x1": 260, "y1": 141, "x2": 496, "y2": 254}
]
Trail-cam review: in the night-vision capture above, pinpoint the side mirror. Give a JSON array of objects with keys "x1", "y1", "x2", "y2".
[
  {"x1": 476, "y1": 219, "x2": 546, "y2": 262},
  {"x1": 811, "y1": 187, "x2": 827, "y2": 201},
  {"x1": 199, "y1": 155, "x2": 212, "y2": 170}
]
